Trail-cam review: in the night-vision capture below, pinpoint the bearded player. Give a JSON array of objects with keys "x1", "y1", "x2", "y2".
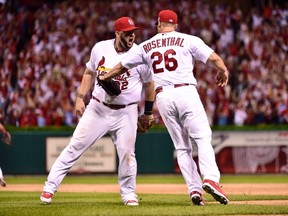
[{"x1": 40, "y1": 17, "x2": 155, "y2": 206}]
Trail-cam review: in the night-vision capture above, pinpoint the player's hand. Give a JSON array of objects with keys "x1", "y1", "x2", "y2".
[
  {"x1": 137, "y1": 114, "x2": 155, "y2": 133},
  {"x1": 75, "y1": 98, "x2": 85, "y2": 117},
  {"x1": 98, "y1": 74, "x2": 105, "y2": 81},
  {"x1": 2, "y1": 131, "x2": 12, "y2": 145},
  {"x1": 216, "y1": 70, "x2": 229, "y2": 87}
]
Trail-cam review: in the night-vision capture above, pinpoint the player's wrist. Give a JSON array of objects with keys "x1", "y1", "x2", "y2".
[
  {"x1": 144, "y1": 111, "x2": 153, "y2": 115},
  {"x1": 76, "y1": 93, "x2": 85, "y2": 99},
  {"x1": 144, "y1": 100, "x2": 154, "y2": 115},
  {"x1": 100, "y1": 74, "x2": 109, "y2": 81}
]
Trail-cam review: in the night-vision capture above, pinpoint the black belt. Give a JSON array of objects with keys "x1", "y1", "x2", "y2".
[
  {"x1": 92, "y1": 96, "x2": 137, "y2": 110},
  {"x1": 155, "y1": 83, "x2": 193, "y2": 95}
]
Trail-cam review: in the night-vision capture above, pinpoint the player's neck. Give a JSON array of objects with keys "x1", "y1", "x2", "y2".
[
  {"x1": 114, "y1": 40, "x2": 129, "y2": 53},
  {"x1": 115, "y1": 46, "x2": 124, "y2": 53},
  {"x1": 159, "y1": 27, "x2": 175, "y2": 33}
]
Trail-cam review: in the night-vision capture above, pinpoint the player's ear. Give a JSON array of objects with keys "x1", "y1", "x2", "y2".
[
  {"x1": 156, "y1": 22, "x2": 161, "y2": 32},
  {"x1": 115, "y1": 31, "x2": 121, "y2": 37}
]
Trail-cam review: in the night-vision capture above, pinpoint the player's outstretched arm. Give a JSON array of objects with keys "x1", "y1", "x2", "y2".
[
  {"x1": 0, "y1": 123, "x2": 12, "y2": 145},
  {"x1": 137, "y1": 80, "x2": 155, "y2": 133},
  {"x1": 100, "y1": 62, "x2": 128, "y2": 81},
  {"x1": 0, "y1": 123, "x2": 5, "y2": 133},
  {"x1": 143, "y1": 81, "x2": 155, "y2": 103},
  {"x1": 208, "y1": 52, "x2": 229, "y2": 87}
]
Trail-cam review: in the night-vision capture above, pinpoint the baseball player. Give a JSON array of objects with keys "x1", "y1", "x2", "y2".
[
  {"x1": 40, "y1": 17, "x2": 155, "y2": 206},
  {"x1": 0, "y1": 167, "x2": 6, "y2": 187},
  {"x1": 0, "y1": 110, "x2": 12, "y2": 187},
  {"x1": 100, "y1": 9, "x2": 230, "y2": 205},
  {"x1": 0, "y1": 166, "x2": 6, "y2": 187}
]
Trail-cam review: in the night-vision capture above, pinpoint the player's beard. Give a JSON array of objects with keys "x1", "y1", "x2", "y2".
[{"x1": 119, "y1": 35, "x2": 134, "y2": 51}]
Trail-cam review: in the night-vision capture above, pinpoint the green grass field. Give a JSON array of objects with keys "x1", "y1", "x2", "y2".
[{"x1": 1, "y1": 174, "x2": 288, "y2": 216}]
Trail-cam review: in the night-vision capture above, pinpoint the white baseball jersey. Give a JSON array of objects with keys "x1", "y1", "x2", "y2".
[
  {"x1": 121, "y1": 31, "x2": 214, "y2": 89},
  {"x1": 42, "y1": 39, "x2": 153, "y2": 205},
  {"x1": 86, "y1": 39, "x2": 152, "y2": 104},
  {"x1": 121, "y1": 31, "x2": 222, "y2": 195}
]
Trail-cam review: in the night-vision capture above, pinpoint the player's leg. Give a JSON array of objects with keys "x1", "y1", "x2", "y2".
[
  {"x1": 0, "y1": 166, "x2": 6, "y2": 187},
  {"x1": 41, "y1": 99, "x2": 110, "y2": 202},
  {"x1": 179, "y1": 87, "x2": 229, "y2": 204},
  {"x1": 193, "y1": 134, "x2": 229, "y2": 204},
  {"x1": 178, "y1": 88, "x2": 220, "y2": 181},
  {"x1": 178, "y1": 130, "x2": 205, "y2": 205},
  {"x1": 110, "y1": 104, "x2": 138, "y2": 206},
  {"x1": 156, "y1": 91, "x2": 203, "y2": 205}
]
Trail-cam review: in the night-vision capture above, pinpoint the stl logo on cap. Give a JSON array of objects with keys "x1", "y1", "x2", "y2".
[
  {"x1": 114, "y1": 17, "x2": 140, "y2": 32},
  {"x1": 128, "y1": 19, "x2": 134, "y2": 26}
]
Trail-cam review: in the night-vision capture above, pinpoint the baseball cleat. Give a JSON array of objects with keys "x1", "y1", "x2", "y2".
[
  {"x1": 202, "y1": 179, "x2": 229, "y2": 205},
  {"x1": 125, "y1": 199, "x2": 139, "y2": 206},
  {"x1": 40, "y1": 191, "x2": 53, "y2": 204},
  {"x1": 190, "y1": 191, "x2": 205, "y2": 206},
  {"x1": 0, "y1": 178, "x2": 6, "y2": 187}
]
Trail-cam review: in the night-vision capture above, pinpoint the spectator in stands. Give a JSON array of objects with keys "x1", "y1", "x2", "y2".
[
  {"x1": 234, "y1": 102, "x2": 248, "y2": 126},
  {"x1": 0, "y1": 0, "x2": 287, "y2": 127}
]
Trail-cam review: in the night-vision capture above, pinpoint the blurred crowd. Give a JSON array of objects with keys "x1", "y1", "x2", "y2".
[{"x1": 0, "y1": 0, "x2": 287, "y2": 127}]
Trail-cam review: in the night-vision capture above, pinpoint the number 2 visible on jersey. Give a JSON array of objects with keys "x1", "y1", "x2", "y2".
[
  {"x1": 151, "y1": 49, "x2": 178, "y2": 73},
  {"x1": 113, "y1": 81, "x2": 128, "y2": 90}
]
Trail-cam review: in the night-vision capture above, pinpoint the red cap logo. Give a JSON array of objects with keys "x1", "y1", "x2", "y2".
[{"x1": 114, "y1": 17, "x2": 140, "y2": 32}]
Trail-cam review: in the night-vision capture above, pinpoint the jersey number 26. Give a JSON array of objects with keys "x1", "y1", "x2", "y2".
[{"x1": 151, "y1": 49, "x2": 178, "y2": 73}]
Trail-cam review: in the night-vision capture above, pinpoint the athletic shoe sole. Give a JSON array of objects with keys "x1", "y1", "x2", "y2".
[
  {"x1": 202, "y1": 183, "x2": 229, "y2": 205},
  {"x1": 125, "y1": 200, "x2": 139, "y2": 206}
]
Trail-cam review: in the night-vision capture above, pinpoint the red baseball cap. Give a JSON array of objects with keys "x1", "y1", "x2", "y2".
[
  {"x1": 157, "y1": 9, "x2": 178, "y2": 24},
  {"x1": 114, "y1": 17, "x2": 140, "y2": 32}
]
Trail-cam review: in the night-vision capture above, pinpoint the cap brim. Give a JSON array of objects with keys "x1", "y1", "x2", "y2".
[{"x1": 121, "y1": 26, "x2": 140, "y2": 32}]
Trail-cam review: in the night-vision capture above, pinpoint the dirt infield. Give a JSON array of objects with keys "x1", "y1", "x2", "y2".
[
  {"x1": 2, "y1": 183, "x2": 288, "y2": 195},
  {"x1": 2, "y1": 183, "x2": 288, "y2": 205}
]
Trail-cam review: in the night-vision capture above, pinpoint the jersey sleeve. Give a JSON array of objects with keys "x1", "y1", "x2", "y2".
[
  {"x1": 136, "y1": 64, "x2": 153, "y2": 84},
  {"x1": 85, "y1": 44, "x2": 98, "y2": 72},
  {"x1": 121, "y1": 45, "x2": 144, "y2": 69},
  {"x1": 190, "y1": 36, "x2": 214, "y2": 63}
]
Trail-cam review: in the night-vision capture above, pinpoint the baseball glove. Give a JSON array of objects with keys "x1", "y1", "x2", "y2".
[
  {"x1": 137, "y1": 115, "x2": 155, "y2": 133},
  {"x1": 2, "y1": 131, "x2": 12, "y2": 145},
  {"x1": 97, "y1": 76, "x2": 121, "y2": 96}
]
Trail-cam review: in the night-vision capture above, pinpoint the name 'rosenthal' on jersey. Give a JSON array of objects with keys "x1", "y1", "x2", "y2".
[
  {"x1": 143, "y1": 37, "x2": 184, "y2": 53},
  {"x1": 122, "y1": 31, "x2": 214, "y2": 89}
]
